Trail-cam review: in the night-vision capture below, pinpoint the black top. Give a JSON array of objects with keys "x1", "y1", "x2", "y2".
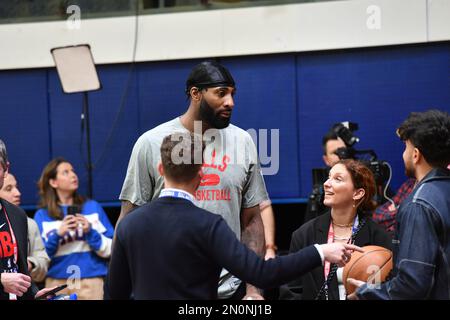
[
  {"x1": 279, "y1": 211, "x2": 393, "y2": 300},
  {"x1": 106, "y1": 197, "x2": 322, "y2": 300},
  {"x1": 0, "y1": 199, "x2": 38, "y2": 300},
  {"x1": 0, "y1": 205, "x2": 19, "y2": 275}
]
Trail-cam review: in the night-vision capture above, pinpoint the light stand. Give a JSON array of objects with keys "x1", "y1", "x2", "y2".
[{"x1": 51, "y1": 44, "x2": 101, "y2": 198}]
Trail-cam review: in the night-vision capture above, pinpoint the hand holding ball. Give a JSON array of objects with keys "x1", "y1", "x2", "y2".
[{"x1": 343, "y1": 245, "x2": 393, "y2": 294}]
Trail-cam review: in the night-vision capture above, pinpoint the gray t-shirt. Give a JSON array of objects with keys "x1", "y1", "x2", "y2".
[{"x1": 119, "y1": 117, "x2": 269, "y2": 298}]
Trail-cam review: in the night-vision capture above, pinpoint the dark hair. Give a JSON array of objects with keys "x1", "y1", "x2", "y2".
[
  {"x1": 160, "y1": 133, "x2": 204, "y2": 183},
  {"x1": 0, "y1": 139, "x2": 8, "y2": 170},
  {"x1": 336, "y1": 159, "x2": 377, "y2": 212},
  {"x1": 322, "y1": 130, "x2": 339, "y2": 155},
  {"x1": 397, "y1": 109, "x2": 450, "y2": 168},
  {"x1": 37, "y1": 157, "x2": 84, "y2": 220}
]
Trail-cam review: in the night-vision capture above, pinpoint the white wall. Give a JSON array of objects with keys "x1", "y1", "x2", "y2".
[{"x1": 0, "y1": 0, "x2": 448, "y2": 70}]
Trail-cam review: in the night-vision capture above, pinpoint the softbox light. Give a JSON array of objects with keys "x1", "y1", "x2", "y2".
[{"x1": 51, "y1": 44, "x2": 101, "y2": 93}]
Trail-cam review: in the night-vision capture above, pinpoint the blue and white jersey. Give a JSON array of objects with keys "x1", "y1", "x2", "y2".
[{"x1": 34, "y1": 200, "x2": 114, "y2": 279}]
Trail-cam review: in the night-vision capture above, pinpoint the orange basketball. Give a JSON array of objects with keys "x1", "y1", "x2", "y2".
[{"x1": 343, "y1": 245, "x2": 393, "y2": 295}]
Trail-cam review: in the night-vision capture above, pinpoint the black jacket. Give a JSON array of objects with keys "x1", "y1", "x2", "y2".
[
  {"x1": 106, "y1": 197, "x2": 322, "y2": 300},
  {"x1": 0, "y1": 199, "x2": 38, "y2": 300},
  {"x1": 279, "y1": 211, "x2": 393, "y2": 300}
]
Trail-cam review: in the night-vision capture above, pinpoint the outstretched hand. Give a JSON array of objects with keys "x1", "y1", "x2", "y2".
[{"x1": 320, "y1": 243, "x2": 364, "y2": 267}]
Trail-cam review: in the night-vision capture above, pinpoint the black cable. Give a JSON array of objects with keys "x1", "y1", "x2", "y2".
[
  {"x1": 80, "y1": 0, "x2": 140, "y2": 173},
  {"x1": 80, "y1": 100, "x2": 87, "y2": 170}
]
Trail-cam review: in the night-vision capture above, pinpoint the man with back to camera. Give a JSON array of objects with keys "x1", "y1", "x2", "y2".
[
  {"x1": 106, "y1": 132, "x2": 362, "y2": 299},
  {"x1": 116, "y1": 60, "x2": 272, "y2": 299},
  {"x1": 348, "y1": 109, "x2": 450, "y2": 299}
]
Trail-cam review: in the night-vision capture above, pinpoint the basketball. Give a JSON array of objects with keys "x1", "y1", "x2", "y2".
[{"x1": 343, "y1": 245, "x2": 393, "y2": 295}]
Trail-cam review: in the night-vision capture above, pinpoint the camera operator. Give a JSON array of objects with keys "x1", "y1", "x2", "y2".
[
  {"x1": 305, "y1": 122, "x2": 396, "y2": 225},
  {"x1": 303, "y1": 131, "x2": 346, "y2": 223}
]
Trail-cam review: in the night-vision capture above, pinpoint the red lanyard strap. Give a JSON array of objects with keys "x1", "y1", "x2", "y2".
[
  {"x1": 2, "y1": 205, "x2": 18, "y2": 264},
  {"x1": 316, "y1": 216, "x2": 366, "y2": 300}
]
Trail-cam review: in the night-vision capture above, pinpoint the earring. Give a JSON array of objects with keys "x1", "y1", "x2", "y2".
[{"x1": 352, "y1": 201, "x2": 356, "y2": 208}]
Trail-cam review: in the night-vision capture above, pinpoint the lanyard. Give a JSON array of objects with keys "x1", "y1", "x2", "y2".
[
  {"x1": 323, "y1": 215, "x2": 359, "y2": 298},
  {"x1": 1, "y1": 204, "x2": 19, "y2": 300},
  {"x1": 1, "y1": 205, "x2": 18, "y2": 265},
  {"x1": 159, "y1": 188, "x2": 195, "y2": 204}
]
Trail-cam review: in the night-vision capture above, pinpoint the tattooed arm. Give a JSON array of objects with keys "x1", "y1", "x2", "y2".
[
  {"x1": 260, "y1": 201, "x2": 276, "y2": 260},
  {"x1": 241, "y1": 205, "x2": 266, "y2": 300}
]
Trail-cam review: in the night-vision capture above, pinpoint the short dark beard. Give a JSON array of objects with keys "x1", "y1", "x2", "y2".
[
  {"x1": 199, "y1": 98, "x2": 231, "y2": 129},
  {"x1": 405, "y1": 167, "x2": 415, "y2": 179},
  {"x1": 404, "y1": 160, "x2": 415, "y2": 179}
]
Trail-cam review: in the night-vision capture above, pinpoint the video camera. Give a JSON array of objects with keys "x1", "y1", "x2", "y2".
[{"x1": 310, "y1": 122, "x2": 393, "y2": 213}]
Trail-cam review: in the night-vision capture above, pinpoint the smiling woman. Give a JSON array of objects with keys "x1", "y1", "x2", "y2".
[
  {"x1": 279, "y1": 159, "x2": 392, "y2": 300},
  {"x1": 324, "y1": 160, "x2": 378, "y2": 220}
]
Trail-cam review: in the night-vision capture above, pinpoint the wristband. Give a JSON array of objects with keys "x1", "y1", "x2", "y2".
[{"x1": 265, "y1": 244, "x2": 278, "y2": 251}]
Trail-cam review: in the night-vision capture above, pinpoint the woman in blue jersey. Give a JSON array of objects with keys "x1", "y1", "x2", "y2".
[{"x1": 34, "y1": 158, "x2": 114, "y2": 300}]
